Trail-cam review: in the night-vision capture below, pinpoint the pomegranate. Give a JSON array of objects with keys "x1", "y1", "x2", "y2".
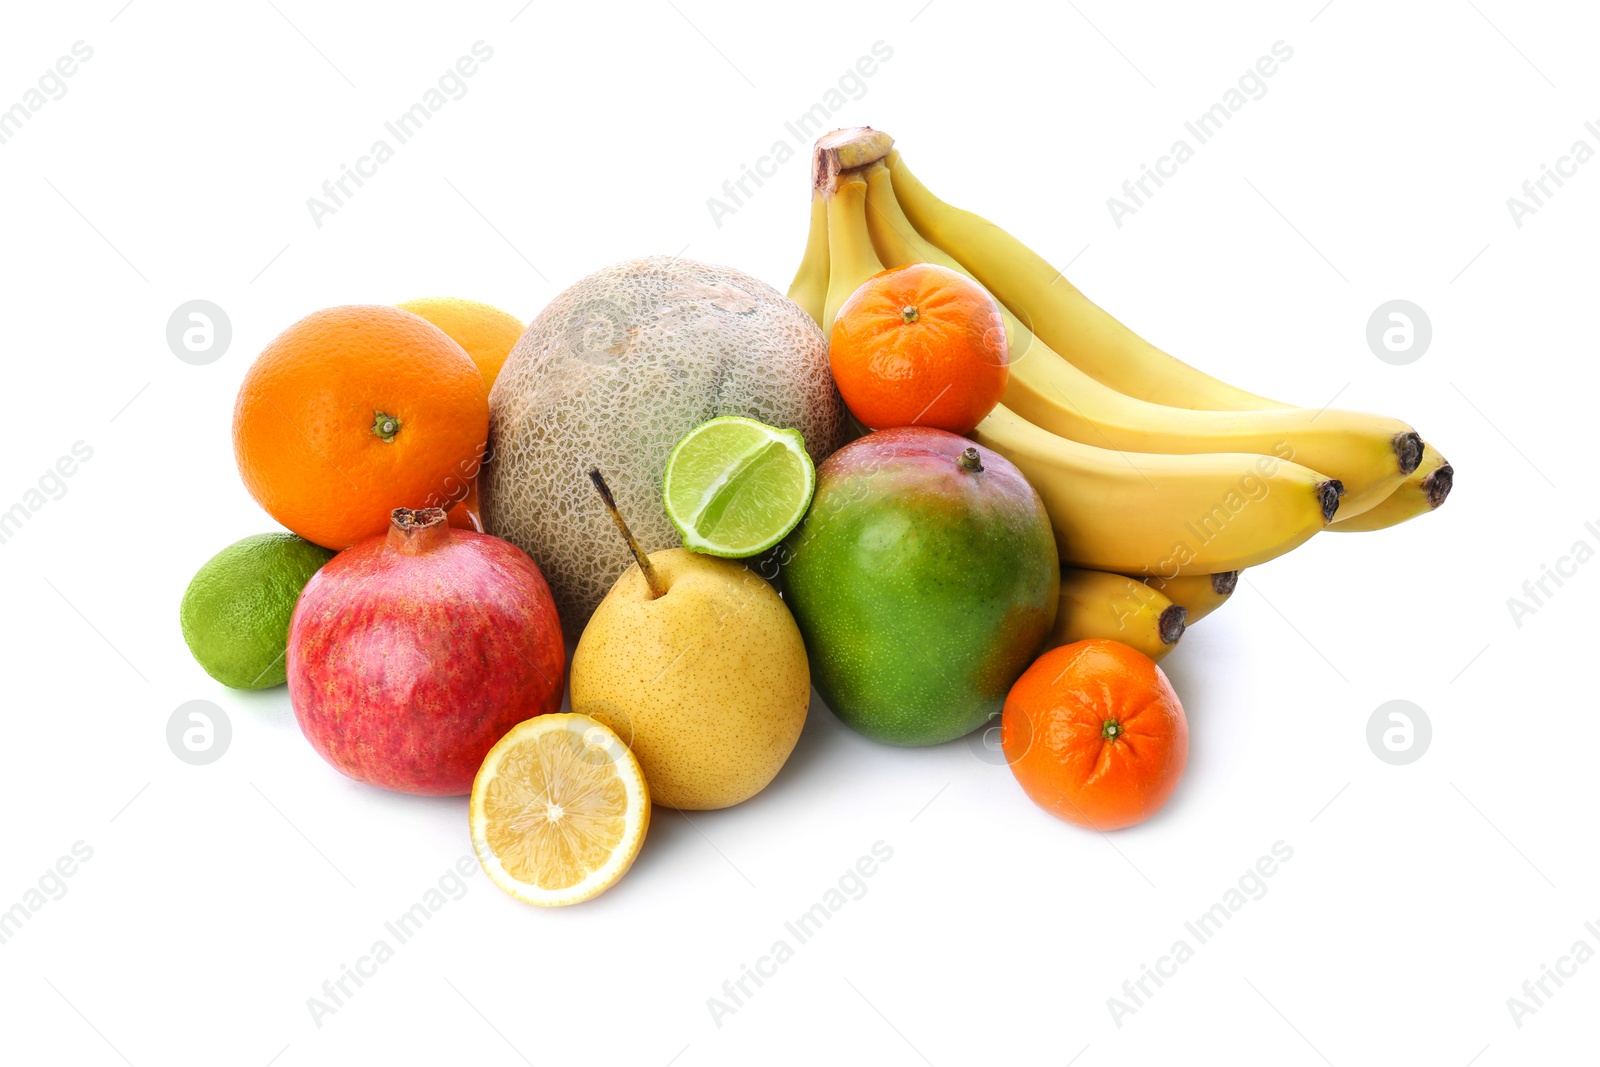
[{"x1": 287, "y1": 507, "x2": 565, "y2": 795}]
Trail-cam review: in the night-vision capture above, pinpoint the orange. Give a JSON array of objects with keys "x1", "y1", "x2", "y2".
[
  {"x1": 1001, "y1": 639, "x2": 1188, "y2": 831},
  {"x1": 446, "y1": 480, "x2": 483, "y2": 531},
  {"x1": 398, "y1": 298, "x2": 524, "y2": 531},
  {"x1": 233, "y1": 305, "x2": 489, "y2": 550},
  {"x1": 829, "y1": 262, "x2": 1008, "y2": 434},
  {"x1": 397, "y1": 297, "x2": 524, "y2": 391}
]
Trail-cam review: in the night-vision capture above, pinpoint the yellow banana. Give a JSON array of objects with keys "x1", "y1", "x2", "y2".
[
  {"x1": 972, "y1": 405, "x2": 1341, "y2": 576},
  {"x1": 886, "y1": 149, "x2": 1280, "y2": 411},
  {"x1": 823, "y1": 174, "x2": 878, "y2": 331},
  {"x1": 1050, "y1": 569, "x2": 1186, "y2": 662},
  {"x1": 1330, "y1": 443, "x2": 1453, "y2": 532},
  {"x1": 1139, "y1": 570, "x2": 1237, "y2": 624},
  {"x1": 818, "y1": 162, "x2": 1344, "y2": 577},
  {"x1": 884, "y1": 147, "x2": 1457, "y2": 525},
  {"x1": 856, "y1": 160, "x2": 1420, "y2": 517},
  {"x1": 788, "y1": 188, "x2": 829, "y2": 328}
]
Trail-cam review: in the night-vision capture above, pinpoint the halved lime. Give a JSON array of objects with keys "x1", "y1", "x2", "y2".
[{"x1": 663, "y1": 417, "x2": 815, "y2": 558}]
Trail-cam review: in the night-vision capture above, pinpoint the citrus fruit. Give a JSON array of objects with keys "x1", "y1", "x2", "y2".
[
  {"x1": 470, "y1": 713, "x2": 649, "y2": 906},
  {"x1": 1001, "y1": 639, "x2": 1188, "y2": 830},
  {"x1": 234, "y1": 305, "x2": 489, "y2": 550},
  {"x1": 830, "y1": 262, "x2": 1009, "y2": 434},
  {"x1": 180, "y1": 532, "x2": 335, "y2": 689},
  {"x1": 397, "y1": 299, "x2": 522, "y2": 533},
  {"x1": 662, "y1": 416, "x2": 816, "y2": 558},
  {"x1": 445, "y1": 480, "x2": 483, "y2": 531},
  {"x1": 396, "y1": 297, "x2": 524, "y2": 392}
]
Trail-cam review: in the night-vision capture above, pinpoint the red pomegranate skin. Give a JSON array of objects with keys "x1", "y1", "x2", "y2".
[{"x1": 287, "y1": 508, "x2": 565, "y2": 795}]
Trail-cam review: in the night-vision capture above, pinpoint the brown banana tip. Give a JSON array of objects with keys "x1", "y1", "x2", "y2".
[
  {"x1": 1394, "y1": 432, "x2": 1424, "y2": 475},
  {"x1": 1158, "y1": 605, "x2": 1188, "y2": 645},
  {"x1": 1211, "y1": 571, "x2": 1239, "y2": 596},
  {"x1": 1317, "y1": 479, "x2": 1345, "y2": 523},
  {"x1": 1424, "y1": 463, "x2": 1454, "y2": 509}
]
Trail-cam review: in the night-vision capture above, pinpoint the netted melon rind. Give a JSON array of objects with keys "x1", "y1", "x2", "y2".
[{"x1": 482, "y1": 257, "x2": 844, "y2": 636}]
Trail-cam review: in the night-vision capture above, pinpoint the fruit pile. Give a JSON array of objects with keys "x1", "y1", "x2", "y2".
[{"x1": 180, "y1": 126, "x2": 1450, "y2": 906}]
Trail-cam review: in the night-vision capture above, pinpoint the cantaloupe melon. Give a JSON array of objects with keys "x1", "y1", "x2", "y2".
[{"x1": 482, "y1": 257, "x2": 844, "y2": 634}]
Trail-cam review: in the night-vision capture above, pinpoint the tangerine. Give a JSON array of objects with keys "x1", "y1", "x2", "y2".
[
  {"x1": 829, "y1": 262, "x2": 1008, "y2": 434},
  {"x1": 1001, "y1": 639, "x2": 1188, "y2": 830}
]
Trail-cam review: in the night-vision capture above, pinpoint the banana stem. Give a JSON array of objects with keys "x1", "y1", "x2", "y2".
[{"x1": 813, "y1": 127, "x2": 894, "y2": 194}]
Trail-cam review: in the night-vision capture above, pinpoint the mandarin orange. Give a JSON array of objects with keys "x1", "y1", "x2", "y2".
[
  {"x1": 829, "y1": 262, "x2": 1007, "y2": 433},
  {"x1": 1001, "y1": 639, "x2": 1188, "y2": 830}
]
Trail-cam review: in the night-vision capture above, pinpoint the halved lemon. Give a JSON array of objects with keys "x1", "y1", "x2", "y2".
[{"x1": 469, "y1": 713, "x2": 650, "y2": 907}]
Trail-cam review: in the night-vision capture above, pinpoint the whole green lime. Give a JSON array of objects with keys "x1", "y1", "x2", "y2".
[{"x1": 180, "y1": 533, "x2": 336, "y2": 689}]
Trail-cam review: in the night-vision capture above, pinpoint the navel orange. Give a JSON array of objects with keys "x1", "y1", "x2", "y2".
[{"x1": 233, "y1": 305, "x2": 488, "y2": 550}]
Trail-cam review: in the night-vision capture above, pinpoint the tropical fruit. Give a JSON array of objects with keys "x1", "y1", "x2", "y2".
[
  {"x1": 829, "y1": 262, "x2": 1008, "y2": 434},
  {"x1": 1330, "y1": 443, "x2": 1453, "y2": 532},
  {"x1": 1142, "y1": 570, "x2": 1238, "y2": 625},
  {"x1": 179, "y1": 532, "x2": 335, "y2": 689},
  {"x1": 1003, "y1": 639, "x2": 1189, "y2": 830},
  {"x1": 470, "y1": 713, "x2": 650, "y2": 907},
  {"x1": 662, "y1": 417, "x2": 815, "y2": 558},
  {"x1": 1049, "y1": 569, "x2": 1185, "y2": 663},
  {"x1": 483, "y1": 257, "x2": 844, "y2": 634},
  {"x1": 288, "y1": 507, "x2": 565, "y2": 796},
  {"x1": 571, "y1": 472, "x2": 810, "y2": 809},
  {"x1": 396, "y1": 297, "x2": 524, "y2": 390},
  {"x1": 233, "y1": 305, "x2": 488, "y2": 549},
  {"x1": 790, "y1": 126, "x2": 1453, "y2": 583},
  {"x1": 781, "y1": 427, "x2": 1059, "y2": 746}
]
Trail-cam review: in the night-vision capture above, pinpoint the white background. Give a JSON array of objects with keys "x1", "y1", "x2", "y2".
[{"x1": 1, "y1": 1, "x2": 1594, "y2": 1063}]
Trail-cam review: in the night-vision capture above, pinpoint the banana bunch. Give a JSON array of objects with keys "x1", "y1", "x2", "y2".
[{"x1": 789, "y1": 127, "x2": 1452, "y2": 644}]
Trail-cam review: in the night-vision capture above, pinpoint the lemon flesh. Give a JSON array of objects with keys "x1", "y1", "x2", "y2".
[{"x1": 470, "y1": 714, "x2": 649, "y2": 906}]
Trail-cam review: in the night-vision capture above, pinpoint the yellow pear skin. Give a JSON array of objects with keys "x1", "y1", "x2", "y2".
[{"x1": 570, "y1": 549, "x2": 809, "y2": 811}]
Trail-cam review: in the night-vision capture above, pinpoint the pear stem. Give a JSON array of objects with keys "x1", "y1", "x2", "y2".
[{"x1": 589, "y1": 468, "x2": 667, "y2": 600}]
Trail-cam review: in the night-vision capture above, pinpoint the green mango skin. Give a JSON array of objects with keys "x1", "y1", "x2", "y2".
[{"x1": 781, "y1": 427, "x2": 1059, "y2": 746}]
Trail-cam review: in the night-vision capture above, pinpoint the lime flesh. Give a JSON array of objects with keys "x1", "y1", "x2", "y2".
[{"x1": 663, "y1": 417, "x2": 815, "y2": 558}]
